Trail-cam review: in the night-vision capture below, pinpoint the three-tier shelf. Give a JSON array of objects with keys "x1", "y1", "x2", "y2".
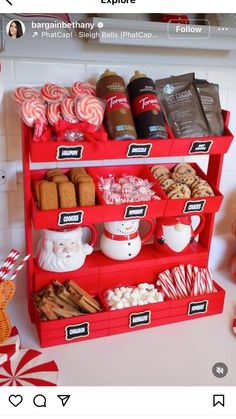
[{"x1": 22, "y1": 110, "x2": 234, "y2": 347}]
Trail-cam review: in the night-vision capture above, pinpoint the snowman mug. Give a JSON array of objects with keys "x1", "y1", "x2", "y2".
[{"x1": 100, "y1": 218, "x2": 155, "y2": 261}]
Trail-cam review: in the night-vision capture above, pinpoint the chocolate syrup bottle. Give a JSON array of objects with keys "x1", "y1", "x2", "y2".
[
  {"x1": 96, "y1": 69, "x2": 137, "y2": 140},
  {"x1": 128, "y1": 71, "x2": 168, "y2": 139}
]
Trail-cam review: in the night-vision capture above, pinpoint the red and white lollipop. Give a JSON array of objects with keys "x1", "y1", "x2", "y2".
[
  {"x1": 41, "y1": 83, "x2": 69, "y2": 103},
  {"x1": 72, "y1": 81, "x2": 96, "y2": 98},
  {"x1": 61, "y1": 97, "x2": 78, "y2": 123},
  {"x1": 47, "y1": 103, "x2": 62, "y2": 126},
  {"x1": 75, "y1": 96, "x2": 104, "y2": 128},
  {"x1": 22, "y1": 99, "x2": 47, "y2": 136},
  {"x1": 13, "y1": 87, "x2": 42, "y2": 105}
]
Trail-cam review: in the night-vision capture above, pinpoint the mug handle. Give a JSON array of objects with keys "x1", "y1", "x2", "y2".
[
  {"x1": 192, "y1": 215, "x2": 206, "y2": 238},
  {"x1": 141, "y1": 219, "x2": 155, "y2": 244},
  {"x1": 84, "y1": 224, "x2": 98, "y2": 247}
]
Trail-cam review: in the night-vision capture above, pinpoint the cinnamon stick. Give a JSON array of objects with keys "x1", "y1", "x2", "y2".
[{"x1": 67, "y1": 280, "x2": 102, "y2": 311}]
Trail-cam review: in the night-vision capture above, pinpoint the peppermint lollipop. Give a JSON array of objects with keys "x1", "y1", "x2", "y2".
[
  {"x1": 13, "y1": 87, "x2": 42, "y2": 105},
  {"x1": 41, "y1": 83, "x2": 69, "y2": 103},
  {"x1": 72, "y1": 81, "x2": 96, "y2": 98},
  {"x1": 75, "y1": 96, "x2": 104, "y2": 129},
  {"x1": 61, "y1": 98, "x2": 78, "y2": 123},
  {"x1": 22, "y1": 99, "x2": 47, "y2": 136},
  {"x1": 47, "y1": 103, "x2": 62, "y2": 126}
]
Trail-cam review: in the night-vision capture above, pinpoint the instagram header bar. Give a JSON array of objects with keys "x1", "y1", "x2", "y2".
[{"x1": 1, "y1": 0, "x2": 236, "y2": 13}]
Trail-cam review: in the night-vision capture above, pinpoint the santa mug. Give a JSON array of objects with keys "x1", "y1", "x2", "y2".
[
  {"x1": 154, "y1": 215, "x2": 206, "y2": 254},
  {"x1": 100, "y1": 218, "x2": 155, "y2": 261},
  {"x1": 36, "y1": 225, "x2": 97, "y2": 272}
]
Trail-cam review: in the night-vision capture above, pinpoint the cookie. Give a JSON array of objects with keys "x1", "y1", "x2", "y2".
[
  {"x1": 74, "y1": 174, "x2": 93, "y2": 184},
  {"x1": 173, "y1": 163, "x2": 196, "y2": 176},
  {"x1": 167, "y1": 183, "x2": 191, "y2": 199},
  {"x1": 157, "y1": 173, "x2": 171, "y2": 185},
  {"x1": 58, "y1": 182, "x2": 77, "y2": 208},
  {"x1": 77, "y1": 181, "x2": 95, "y2": 206},
  {"x1": 192, "y1": 187, "x2": 214, "y2": 197},
  {"x1": 167, "y1": 189, "x2": 189, "y2": 199},
  {"x1": 69, "y1": 167, "x2": 87, "y2": 181},
  {"x1": 151, "y1": 165, "x2": 170, "y2": 179},
  {"x1": 172, "y1": 173, "x2": 196, "y2": 188},
  {"x1": 34, "y1": 180, "x2": 48, "y2": 207},
  {"x1": 191, "y1": 179, "x2": 209, "y2": 191},
  {"x1": 51, "y1": 175, "x2": 69, "y2": 184},
  {"x1": 160, "y1": 178, "x2": 175, "y2": 191},
  {"x1": 46, "y1": 168, "x2": 63, "y2": 181},
  {"x1": 40, "y1": 181, "x2": 58, "y2": 210}
]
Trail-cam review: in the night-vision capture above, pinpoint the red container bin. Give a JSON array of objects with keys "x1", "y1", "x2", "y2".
[
  {"x1": 87, "y1": 164, "x2": 166, "y2": 221},
  {"x1": 148, "y1": 162, "x2": 224, "y2": 217}
]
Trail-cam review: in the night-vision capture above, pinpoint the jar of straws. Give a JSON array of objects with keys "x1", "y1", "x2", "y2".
[{"x1": 0, "y1": 249, "x2": 30, "y2": 344}]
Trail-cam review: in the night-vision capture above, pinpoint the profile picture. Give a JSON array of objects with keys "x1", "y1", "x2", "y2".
[{"x1": 6, "y1": 20, "x2": 25, "y2": 39}]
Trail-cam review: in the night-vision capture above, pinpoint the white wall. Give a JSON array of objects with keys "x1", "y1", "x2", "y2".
[{"x1": 0, "y1": 23, "x2": 236, "y2": 257}]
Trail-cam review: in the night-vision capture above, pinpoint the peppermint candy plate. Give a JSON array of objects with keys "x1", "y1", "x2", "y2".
[
  {"x1": 0, "y1": 326, "x2": 20, "y2": 366},
  {"x1": 0, "y1": 349, "x2": 59, "y2": 386}
]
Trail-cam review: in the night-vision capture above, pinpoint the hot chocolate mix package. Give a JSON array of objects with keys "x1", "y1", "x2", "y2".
[
  {"x1": 155, "y1": 73, "x2": 211, "y2": 138},
  {"x1": 195, "y1": 79, "x2": 224, "y2": 136}
]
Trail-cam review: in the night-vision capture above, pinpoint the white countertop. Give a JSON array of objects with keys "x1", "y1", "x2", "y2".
[{"x1": 7, "y1": 234, "x2": 236, "y2": 386}]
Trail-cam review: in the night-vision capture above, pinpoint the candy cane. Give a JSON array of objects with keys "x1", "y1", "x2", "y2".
[
  {"x1": 172, "y1": 267, "x2": 188, "y2": 298},
  {"x1": 8, "y1": 255, "x2": 30, "y2": 281},
  {"x1": 199, "y1": 268, "x2": 207, "y2": 294},
  {"x1": 0, "y1": 250, "x2": 20, "y2": 279},
  {"x1": 205, "y1": 267, "x2": 213, "y2": 293},
  {"x1": 186, "y1": 264, "x2": 193, "y2": 295},
  {"x1": 191, "y1": 272, "x2": 200, "y2": 296},
  {"x1": 156, "y1": 277, "x2": 171, "y2": 299},
  {"x1": 158, "y1": 271, "x2": 178, "y2": 299}
]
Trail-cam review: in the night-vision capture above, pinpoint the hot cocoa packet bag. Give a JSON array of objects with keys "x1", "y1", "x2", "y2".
[
  {"x1": 195, "y1": 79, "x2": 224, "y2": 136},
  {"x1": 155, "y1": 73, "x2": 211, "y2": 138}
]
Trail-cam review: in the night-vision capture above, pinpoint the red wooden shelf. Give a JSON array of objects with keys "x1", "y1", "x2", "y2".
[
  {"x1": 22, "y1": 109, "x2": 233, "y2": 348},
  {"x1": 26, "y1": 110, "x2": 233, "y2": 163}
]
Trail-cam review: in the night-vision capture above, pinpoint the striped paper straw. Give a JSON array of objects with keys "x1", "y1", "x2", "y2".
[
  {"x1": 0, "y1": 249, "x2": 20, "y2": 279},
  {"x1": 8, "y1": 254, "x2": 30, "y2": 281}
]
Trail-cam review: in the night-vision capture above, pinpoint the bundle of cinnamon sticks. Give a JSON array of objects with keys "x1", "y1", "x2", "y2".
[{"x1": 33, "y1": 280, "x2": 102, "y2": 321}]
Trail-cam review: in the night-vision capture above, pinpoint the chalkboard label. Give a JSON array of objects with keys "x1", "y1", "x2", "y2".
[
  {"x1": 189, "y1": 140, "x2": 213, "y2": 154},
  {"x1": 183, "y1": 200, "x2": 206, "y2": 213},
  {"x1": 58, "y1": 210, "x2": 84, "y2": 226},
  {"x1": 65, "y1": 322, "x2": 89, "y2": 340},
  {"x1": 56, "y1": 145, "x2": 84, "y2": 160},
  {"x1": 129, "y1": 310, "x2": 151, "y2": 328},
  {"x1": 188, "y1": 300, "x2": 208, "y2": 316},
  {"x1": 124, "y1": 205, "x2": 148, "y2": 219},
  {"x1": 126, "y1": 143, "x2": 152, "y2": 158}
]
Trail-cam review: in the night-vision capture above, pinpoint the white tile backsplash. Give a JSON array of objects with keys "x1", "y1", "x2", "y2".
[
  {"x1": 14, "y1": 61, "x2": 86, "y2": 85},
  {"x1": 6, "y1": 135, "x2": 22, "y2": 161},
  {"x1": 0, "y1": 43, "x2": 235, "y2": 250},
  {"x1": 0, "y1": 192, "x2": 9, "y2": 229}
]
